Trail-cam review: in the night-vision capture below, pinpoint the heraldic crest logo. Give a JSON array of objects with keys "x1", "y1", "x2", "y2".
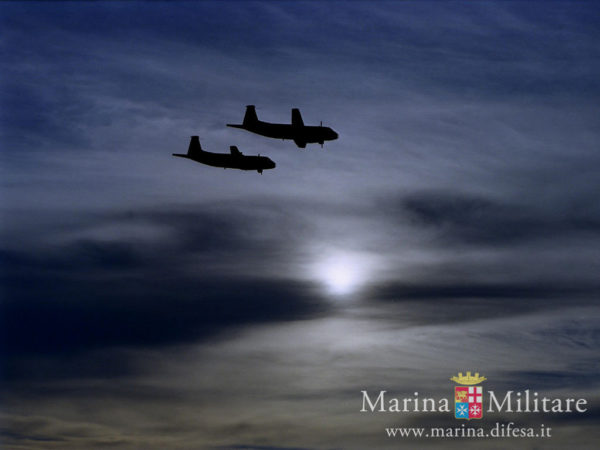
[{"x1": 451, "y1": 372, "x2": 486, "y2": 420}]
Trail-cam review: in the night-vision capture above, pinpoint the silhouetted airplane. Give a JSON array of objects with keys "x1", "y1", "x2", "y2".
[
  {"x1": 173, "y1": 136, "x2": 276, "y2": 174},
  {"x1": 227, "y1": 105, "x2": 338, "y2": 148}
]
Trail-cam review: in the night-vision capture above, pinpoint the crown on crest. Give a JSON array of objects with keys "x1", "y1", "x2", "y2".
[{"x1": 450, "y1": 371, "x2": 486, "y2": 385}]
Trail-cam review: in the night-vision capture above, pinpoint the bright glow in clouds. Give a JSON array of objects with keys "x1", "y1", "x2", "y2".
[
  {"x1": 311, "y1": 251, "x2": 378, "y2": 296},
  {"x1": 322, "y1": 261, "x2": 358, "y2": 295}
]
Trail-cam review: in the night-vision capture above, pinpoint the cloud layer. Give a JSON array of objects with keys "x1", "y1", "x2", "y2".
[{"x1": 2, "y1": 1, "x2": 599, "y2": 449}]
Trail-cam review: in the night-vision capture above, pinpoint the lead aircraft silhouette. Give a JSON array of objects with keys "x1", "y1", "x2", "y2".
[
  {"x1": 173, "y1": 136, "x2": 276, "y2": 174},
  {"x1": 227, "y1": 105, "x2": 338, "y2": 148}
]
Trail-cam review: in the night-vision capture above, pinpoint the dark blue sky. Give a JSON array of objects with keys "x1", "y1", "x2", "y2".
[{"x1": 1, "y1": 2, "x2": 599, "y2": 448}]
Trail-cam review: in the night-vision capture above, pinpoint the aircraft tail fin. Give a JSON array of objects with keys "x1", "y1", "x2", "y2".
[
  {"x1": 187, "y1": 136, "x2": 202, "y2": 157},
  {"x1": 243, "y1": 105, "x2": 258, "y2": 126},
  {"x1": 291, "y1": 108, "x2": 304, "y2": 127},
  {"x1": 230, "y1": 145, "x2": 242, "y2": 156}
]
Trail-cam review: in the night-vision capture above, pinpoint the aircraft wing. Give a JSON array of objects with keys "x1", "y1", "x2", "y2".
[{"x1": 293, "y1": 138, "x2": 306, "y2": 148}]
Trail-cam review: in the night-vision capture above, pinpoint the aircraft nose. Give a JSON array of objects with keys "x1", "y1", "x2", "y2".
[{"x1": 331, "y1": 130, "x2": 339, "y2": 140}]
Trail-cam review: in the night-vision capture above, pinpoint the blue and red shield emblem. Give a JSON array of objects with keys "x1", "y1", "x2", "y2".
[{"x1": 455, "y1": 386, "x2": 483, "y2": 419}]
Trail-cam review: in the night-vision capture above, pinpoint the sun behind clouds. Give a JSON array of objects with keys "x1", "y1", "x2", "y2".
[{"x1": 311, "y1": 251, "x2": 377, "y2": 296}]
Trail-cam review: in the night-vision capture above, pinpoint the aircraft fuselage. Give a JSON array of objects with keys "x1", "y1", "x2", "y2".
[
  {"x1": 227, "y1": 106, "x2": 338, "y2": 148},
  {"x1": 228, "y1": 122, "x2": 337, "y2": 145},
  {"x1": 173, "y1": 137, "x2": 275, "y2": 173},
  {"x1": 173, "y1": 151, "x2": 274, "y2": 172}
]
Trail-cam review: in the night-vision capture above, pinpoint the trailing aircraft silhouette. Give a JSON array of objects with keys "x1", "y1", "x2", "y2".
[
  {"x1": 227, "y1": 105, "x2": 338, "y2": 148},
  {"x1": 173, "y1": 136, "x2": 276, "y2": 174}
]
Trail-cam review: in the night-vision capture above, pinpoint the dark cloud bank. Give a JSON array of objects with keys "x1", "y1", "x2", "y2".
[
  {"x1": 3, "y1": 190, "x2": 598, "y2": 381},
  {"x1": 0, "y1": 205, "x2": 327, "y2": 375},
  {"x1": 398, "y1": 190, "x2": 600, "y2": 246}
]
